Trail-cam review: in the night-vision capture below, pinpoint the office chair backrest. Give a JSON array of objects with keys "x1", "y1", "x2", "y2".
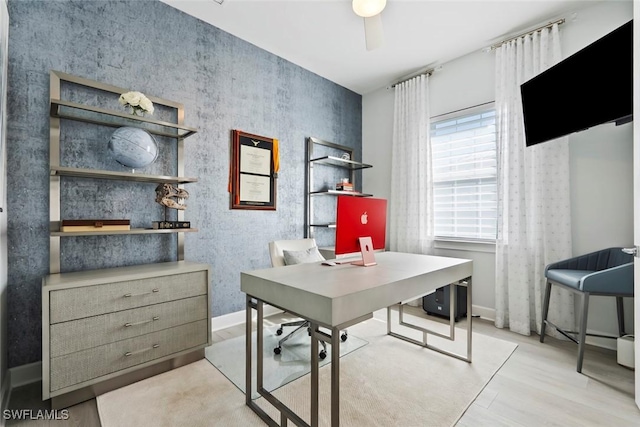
[{"x1": 269, "y1": 238, "x2": 319, "y2": 267}]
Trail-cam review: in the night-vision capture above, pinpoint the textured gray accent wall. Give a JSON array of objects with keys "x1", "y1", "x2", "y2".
[{"x1": 6, "y1": 0, "x2": 361, "y2": 367}]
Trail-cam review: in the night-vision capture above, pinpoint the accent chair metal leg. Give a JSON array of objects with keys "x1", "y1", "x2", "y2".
[
  {"x1": 540, "y1": 281, "x2": 552, "y2": 343},
  {"x1": 577, "y1": 292, "x2": 590, "y2": 373},
  {"x1": 616, "y1": 296, "x2": 625, "y2": 337}
]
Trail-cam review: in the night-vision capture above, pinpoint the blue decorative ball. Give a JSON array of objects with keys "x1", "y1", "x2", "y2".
[{"x1": 108, "y1": 127, "x2": 158, "y2": 169}]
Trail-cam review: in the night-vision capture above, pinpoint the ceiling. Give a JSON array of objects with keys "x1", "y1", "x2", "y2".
[{"x1": 161, "y1": 0, "x2": 600, "y2": 95}]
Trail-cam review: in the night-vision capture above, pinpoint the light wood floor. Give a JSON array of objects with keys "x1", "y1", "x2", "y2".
[{"x1": 5, "y1": 309, "x2": 638, "y2": 426}]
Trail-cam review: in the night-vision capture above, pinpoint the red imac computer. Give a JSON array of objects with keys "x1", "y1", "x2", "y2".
[{"x1": 335, "y1": 196, "x2": 387, "y2": 266}]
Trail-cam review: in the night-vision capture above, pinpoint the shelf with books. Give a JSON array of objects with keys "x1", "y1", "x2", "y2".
[
  {"x1": 49, "y1": 70, "x2": 199, "y2": 273},
  {"x1": 50, "y1": 227, "x2": 198, "y2": 237},
  {"x1": 305, "y1": 137, "x2": 373, "y2": 241},
  {"x1": 44, "y1": 70, "x2": 207, "y2": 410}
]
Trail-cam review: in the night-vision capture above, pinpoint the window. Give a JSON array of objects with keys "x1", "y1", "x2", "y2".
[{"x1": 431, "y1": 105, "x2": 497, "y2": 240}]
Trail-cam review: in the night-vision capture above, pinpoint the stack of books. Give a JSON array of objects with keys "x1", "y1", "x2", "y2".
[
  {"x1": 336, "y1": 182, "x2": 354, "y2": 191},
  {"x1": 152, "y1": 221, "x2": 191, "y2": 230},
  {"x1": 60, "y1": 219, "x2": 130, "y2": 232}
]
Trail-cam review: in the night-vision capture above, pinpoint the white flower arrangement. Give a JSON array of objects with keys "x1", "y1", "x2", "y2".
[{"x1": 118, "y1": 91, "x2": 154, "y2": 116}]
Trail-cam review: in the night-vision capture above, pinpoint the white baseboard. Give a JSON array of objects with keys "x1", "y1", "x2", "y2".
[
  {"x1": 474, "y1": 307, "x2": 617, "y2": 351},
  {"x1": 9, "y1": 361, "x2": 41, "y2": 389},
  {"x1": 585, "y1": 330, "x2": 619, "y2": 351},
  {"x1": 212, "y1": 306, "x2": 284, "y2": 332},
  {"x1": 472, "y1": 305, "x2": 495, "y2": 322}
]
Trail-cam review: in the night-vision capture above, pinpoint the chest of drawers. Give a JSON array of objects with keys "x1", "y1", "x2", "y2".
[{"x1": 42, "y1": 261, "x2": 211, "y2": 405}]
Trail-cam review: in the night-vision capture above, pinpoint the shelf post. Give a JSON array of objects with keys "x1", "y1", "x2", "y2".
[{"x1": 49, "y1": 71, "x2": 62, "y2": 273}]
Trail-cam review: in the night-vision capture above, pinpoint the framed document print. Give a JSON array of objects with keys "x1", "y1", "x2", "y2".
[{"x1": 229, "y1": 130, "x2": 278, "y2": 210}]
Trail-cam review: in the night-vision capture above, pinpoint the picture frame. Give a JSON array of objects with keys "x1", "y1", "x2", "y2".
[{"x1": 229, "y1": 130, "x2": 277, "y2": 210}]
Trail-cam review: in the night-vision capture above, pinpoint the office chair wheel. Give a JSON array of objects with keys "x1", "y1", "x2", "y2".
[
  {"x1": 274, "y1": 346, "x2": 281, "y2": 355},
  {"x1": 319, "y1": 350, "x2": 327, "y2": 360},
  {"x1": 276, "y1": 328, "x2": 283, "y2": 336},
  {"x1": 341, "y1": 333, "x2": 348, "y2": 342}
]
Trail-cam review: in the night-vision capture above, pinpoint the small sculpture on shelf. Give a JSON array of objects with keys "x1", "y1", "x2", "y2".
[
  {"x1": 155, "y1": 183, "x2": 188, "y2": 210},
  {"x1": 152, "y1": 184, "x2": 191, "y2": 230}
]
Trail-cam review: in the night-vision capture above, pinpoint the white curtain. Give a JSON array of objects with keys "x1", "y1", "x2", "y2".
[
  {"x1": 494, "y1": 24, "x2": 574, "y2": 336},
  {"x1": 389, "y1": 74, "x2": 434, "y2": 255}
]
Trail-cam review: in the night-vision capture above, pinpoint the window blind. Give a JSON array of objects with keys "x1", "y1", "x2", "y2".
[{"x1": 431, "y1": 108, "x2": 497, "y2": 240}]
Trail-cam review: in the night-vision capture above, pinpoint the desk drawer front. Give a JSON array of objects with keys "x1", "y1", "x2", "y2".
[
  {"x1": 49, "y1": 271, "x2": 207, "y2": 323},
  {"x1": 50, "y1": 319, "x2": 208, "y2": 392},
  {"x1": 50, "y1": 295, "x2": 208, "y2": 357}
]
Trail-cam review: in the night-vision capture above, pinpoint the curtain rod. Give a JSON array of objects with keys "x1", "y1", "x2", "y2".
[
  {"x1": 430, "y1": 100, "x2": 494, "y2": 120},
  {"x1": 487, "y1": 18, "x2": 565, "y2": 51},
  {"x1": 389, "y1": 67, "x2": 436, "y2": 89}
]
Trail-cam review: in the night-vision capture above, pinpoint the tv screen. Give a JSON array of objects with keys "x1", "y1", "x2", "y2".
[
  {"x1": 335, "y1": 196, "x2": 387, "y2": 256},
  {"x1": 521, "y1": 20, "x2": 633, "y2": 147}
]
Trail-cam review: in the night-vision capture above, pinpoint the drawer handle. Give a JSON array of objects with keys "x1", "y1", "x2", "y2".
[
  {"x1": 124, "y1": 344, "x2": 160, "y2": 357},
  {"x1": 124, "y1": 316, "x2": 160, "y2": 327},
  {"x1": 123, "y1": 289, "x2": 159, "y2": 298}
]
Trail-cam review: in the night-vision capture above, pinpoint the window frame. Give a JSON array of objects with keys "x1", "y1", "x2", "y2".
[{"x1": 430, "y1": 102, "x2": 497, "y2": 247}]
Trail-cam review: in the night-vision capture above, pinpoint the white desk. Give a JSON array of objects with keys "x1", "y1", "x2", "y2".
[{"x1": 241, "y1": 251, "x2": 473, "y2": 427}]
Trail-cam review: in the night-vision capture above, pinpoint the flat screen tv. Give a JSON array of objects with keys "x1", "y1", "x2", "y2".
[{"x1": 521, "y1": 19, "x2": 633, "y2": 147}]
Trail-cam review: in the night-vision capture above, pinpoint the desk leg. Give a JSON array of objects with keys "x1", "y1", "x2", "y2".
[
  {"x1": 331, "y1": 326, "x2": 340, "y2": 427},
  {"x1": 466, "y1": 277, "x2": 472, "y2": 362},
  {"x1": 310, "y1": 322, "x2": 319, "y2": 427},
  {"x1": 257, "y1": 300, "x2": 264, "y2": 393},
  {"x1": 245, "y1": 295, "x2": 252, "y2": 406},
  {"x1": 388, "y1": 278, "x2": 473, "y2": 363},
  {"x1": 246, "y1": 297, "x2": 281, "y2": 427}
]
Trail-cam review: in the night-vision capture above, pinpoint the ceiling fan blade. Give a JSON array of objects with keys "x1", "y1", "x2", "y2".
[{"x1": 363, "y1": 14, "x2": 384, "y2": 51}]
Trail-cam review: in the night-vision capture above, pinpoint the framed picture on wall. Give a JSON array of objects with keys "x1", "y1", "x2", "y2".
[{"x1": 229, "y1": 130, "x2": 278, "y2": 210}]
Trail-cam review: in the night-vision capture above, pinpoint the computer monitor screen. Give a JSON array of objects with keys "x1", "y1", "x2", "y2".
[{"x1": 335, "y1": 196, "x2": 387, "y2": 256}]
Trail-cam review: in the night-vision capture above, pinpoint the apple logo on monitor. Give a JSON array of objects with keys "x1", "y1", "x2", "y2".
[{"x1": 361, "y1": 211, "x2": 368, "y2": 225}]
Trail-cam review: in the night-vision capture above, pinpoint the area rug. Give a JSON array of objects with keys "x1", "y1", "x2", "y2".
[
  {"x1": 97, "y1": 317, "x2": 517, "y2": 427},
  {"x1": 205, "y1": 326, "x2": 369, "y2": 399}
]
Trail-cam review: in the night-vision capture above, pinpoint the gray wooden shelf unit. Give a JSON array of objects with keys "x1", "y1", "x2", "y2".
[
  {"x1": 305, "y1": 137, "x2": 372, "y2": 257},
  {"x1": 43, "y1": 70, "x2": 211, "y2": 409}
]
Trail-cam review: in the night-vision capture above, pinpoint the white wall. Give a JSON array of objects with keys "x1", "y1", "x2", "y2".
[{"x1": 362, "y1": 1, "x2": 634, "y2": 340}]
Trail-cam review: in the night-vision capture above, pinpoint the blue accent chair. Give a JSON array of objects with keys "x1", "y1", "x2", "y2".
[{"x1": 540, "y1": 247, "x2": 634, "y2": 373}]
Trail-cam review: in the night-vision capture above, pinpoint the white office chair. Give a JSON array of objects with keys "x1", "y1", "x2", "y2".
[{"x1": 268, "y1": 238, "x2": 347, "y2": 359}]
